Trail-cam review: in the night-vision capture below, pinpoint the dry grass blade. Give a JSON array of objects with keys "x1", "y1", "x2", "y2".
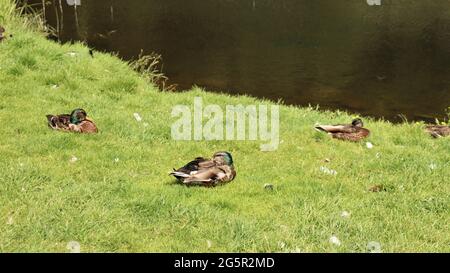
[
  {"x1": 15, "y1": 0, "x2": 49, "y2": 34},
  {"x1": 129, "y1": 50, "x2": 177, "y2": 92}
]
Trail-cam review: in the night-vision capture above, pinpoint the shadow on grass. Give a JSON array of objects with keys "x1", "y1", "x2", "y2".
[{"x1": 167, "y1": 178, "x2": 226, "y2": 189}]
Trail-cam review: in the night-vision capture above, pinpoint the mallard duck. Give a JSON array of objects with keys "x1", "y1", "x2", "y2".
[
  {"x1": 425, "y1": 125, "x2": 450, "y2": 138},
  {"x1": 0, "y1": 26, "x2": 5, "y2": 42},
  {"x1": 170, "y1": 151, "x2": 236, "y2": 187},
  {"x1": 315, "y1": 118, "x2": 370, "y2": 142},
  {"x1": 46, "y1": 109, "x2": 98, "y2": 134},
  {"x1": 369, "y1": 184, "x2": 386, "y2": 193}
]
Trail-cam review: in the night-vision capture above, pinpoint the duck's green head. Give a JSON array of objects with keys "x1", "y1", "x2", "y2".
[
  {"x1": 70, "y1": 108, "x2": 87, "y2": 125},
  {"x1": 214, "y1": 151, "x2": 234, "y2": 166},
  {"x1": 352, "y1": 118, "x2": 364, "y2": 127}
]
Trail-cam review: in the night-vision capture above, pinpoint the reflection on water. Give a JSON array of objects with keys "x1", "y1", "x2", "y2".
[{"x1": 23, "y1": 0, "x2": 450, "y2": 122}]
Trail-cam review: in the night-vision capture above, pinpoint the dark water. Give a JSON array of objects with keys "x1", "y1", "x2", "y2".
[{"x1": 23, "y1": 0, "x2": 450, "y2": 122}]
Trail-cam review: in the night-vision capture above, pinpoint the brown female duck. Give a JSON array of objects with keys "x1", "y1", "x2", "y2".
[
  {"x1": 425, "y1": 125, "x2": 450, "y2": 138},
  {"x1": 315, "y1": 118, "x2": 370, "y2": 142},
  {"x1": 0, "y1": 26, "x2": 5, "y2": 42}
]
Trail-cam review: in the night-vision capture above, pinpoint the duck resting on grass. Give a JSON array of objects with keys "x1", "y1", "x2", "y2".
[
  {"x1": 315, "y1": 118, "x2": 370, "y2": 142},
  {"x1": 170, "y1": 152, "x2": 236, "y2": 187},
  {"x1": 0, "y1": 26, "x2": 6, "y2": 42},
  {"x1": 425, "y1": 124, "x2": 450, "y2": 138},
  {"x1": 46, "y1": 108, "x2": 98, "y2": 134}
]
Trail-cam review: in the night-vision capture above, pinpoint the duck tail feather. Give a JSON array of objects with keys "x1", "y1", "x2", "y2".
[
  {"x1": 315, "y1": 125, "x2": 345, "y2": 133},
  {"x1": 314, "y1": 126, "x2": 328, "y2": 132},
  {"x1": 170, "y1": 171, "x2": 190, "y2": 178}
]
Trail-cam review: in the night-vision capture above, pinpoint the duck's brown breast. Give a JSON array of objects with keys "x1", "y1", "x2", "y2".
[{"x1": 79, "y1": 120, "x2": 98, "y2": 133}]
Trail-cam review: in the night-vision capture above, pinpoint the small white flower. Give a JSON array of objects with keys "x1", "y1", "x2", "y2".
[
  {"x1": 320, "y1": 166, "x2": 337, "y2": 176},
  {"x1": 366, "y1": 142, "x2": 374, "y2": 149},
  {"x1": 67, "y1": 241, "x2": 81, "y2": 253},
  {"x1": 367, "y1": 241, "x2": 382, "y2": 253},
  {"x1": 66, "y1": 52, "x2": 77, "y2": 57},
  {"x1": 133, "y1": 113, "x2": 142, "y2": 122},
  {"x1": 51, "y1": 84, "x2": 58, "y2": 89},
  {"x1": 329, "y1": 236, "x2": 341, "y2": 246},
  {"x1": 341, "y1": 211, "x2": 351, "y2": 218},
  {"x1": 429, "y1": 163, "x2": 437, "y2": 170},
  {"x1": 69, "y1": 156, "x2": 78, "y2": 163},
  {"x1": 114, "y1": 158, "x2": 120, "y2": 163},
  {"x1": 206, "y1": 240, "x2": 212, "y2": 249}
]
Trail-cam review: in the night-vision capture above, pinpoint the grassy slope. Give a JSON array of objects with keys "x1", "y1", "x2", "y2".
[{"x1": 0, "y1": 0, "x2": 449, "y2": 252}]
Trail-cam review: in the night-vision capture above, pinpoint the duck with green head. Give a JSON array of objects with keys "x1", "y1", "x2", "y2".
[
  {"x1": 46, "y1": 108, "x2": 98, "y2": 134},
  {"x1": 315, "y1": 118, "x2": 370, "y2": 142},
  {"x1": 170, "y1": 151, "x2": 236, "y2": 187}
]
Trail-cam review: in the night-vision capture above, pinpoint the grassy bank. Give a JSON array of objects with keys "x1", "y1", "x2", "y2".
[{"x1": 0, "y1": 0, "x2": 449, "y2": 252}]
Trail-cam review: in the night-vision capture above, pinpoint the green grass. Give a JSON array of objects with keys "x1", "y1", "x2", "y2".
[{"x1": 0, "y1": 0, "x2": 449, "y2": 253}]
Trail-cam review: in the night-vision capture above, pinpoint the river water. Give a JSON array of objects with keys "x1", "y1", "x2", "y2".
[{"x1": 22, "y1": 0, "x2": 450, "y2": 122}]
